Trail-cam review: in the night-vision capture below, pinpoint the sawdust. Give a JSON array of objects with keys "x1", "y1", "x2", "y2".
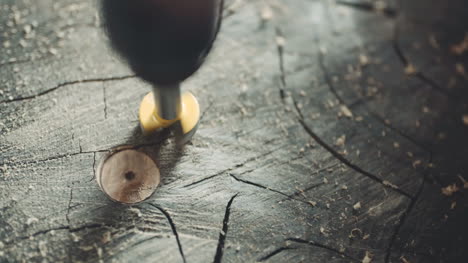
[
  {"x1": 340, "y1": 105, "x2": 353, "y2": 118},
  {"x1": 429, "y1": 35, "x2": 440, "y2": 49},
  {"x1": 451, "y1": 201, "x2": 456, "y2": 210},
  {"x1": 359, "y1": 54, "x2": 370, "y2": 66},
  {"x1": 404, "y1": 64, "x2": 417, "y2": 75},
  {"x1": 335, "y1": 135, "x2": 346, "y2": 147},
  {"x1": 455, "y1": 63, "x2": 465, "y2": 76},
  {"x1": 457, "y1": 176, "x2": 468, "y2": 189},
  {"x1": 382, "y1": 180, "x2": 399, "y2": 189},
  {"x1": 451, "y1": 33, "x2": 468, "y2": 55},
  {"x1": 353, "y1": 202, "x2": 361, "y2": 210},
  {"x1": 462, "y1": 115, "x2": 468, "y2": 126},
  {"x1": 362, "y1": 251, "x2": 373, "y2": 263},
  {"x1": 441, "y1": 184, "x2": 459, "y2": 196},
  {"x1": 412, "y1": 160, "x2": 422, "y2": 169},
  {"x1": 260, "y1": 5, "x2": 274, "y2": 21}
]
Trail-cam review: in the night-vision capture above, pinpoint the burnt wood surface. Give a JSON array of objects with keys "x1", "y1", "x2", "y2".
[{"x1": 1, "y1": 0, "x2": 468, "y2": 262}]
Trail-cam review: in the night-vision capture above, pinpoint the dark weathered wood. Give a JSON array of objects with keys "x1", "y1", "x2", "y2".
[{"x1": 1, "y1": 0, "x2": 467, "y2": 262}]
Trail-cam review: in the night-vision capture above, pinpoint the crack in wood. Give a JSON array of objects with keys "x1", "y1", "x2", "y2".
[
  {"x1": 275, "y1": 27, "x2": 287, "y2": 101},
  {"x1": 317, "y1": 0, "x2": 437, "y2": 157},
  {"x1": 315, "y1": 30, "x2": 432, "y2": 156},
  {"x1": 296, "y1": 116, "x2": 412, "y2": 198},
  {"x1": 103, "y1": 85, "x2": 108, "y2": 119},
  {"x1": 66, "y1": 187, "x2": 73, "y2": 226},
  {"x1": 229, "y1": 174, "x2": 312, "y2": 205},
  {"x1": 392, "y1": 18, "x2": 453, "y2": 98},
  {"x1": 384, "y1": 170, "x2": 427, "y2": 262},
  {"x1": 213, "y1": 194, "x2": 238, "y2": 263},
  {"x1": 286, "y1": 238, "x2": 361, "y2": 262},
  {"x1": 0, "y1": 75, "x2": 136, "y2": 104},
  {"x1": 257, "y1": 246, "x2": 298, "y2": 262},
  {"x1": 5, "y1": 223, "x2": 110, "y2": 247},
  {"x1": 148, "y1": 203, "x2": 186, "y2": 263},
  {"x1": 183, "y1": 146, "x2": 283, "y2": 188},
  {"x1": 273, "y1": 23, "x2": 413, "y2": 199},
  {"x1": 335, "y1": 0, "x2": 398, "y2": 18}
]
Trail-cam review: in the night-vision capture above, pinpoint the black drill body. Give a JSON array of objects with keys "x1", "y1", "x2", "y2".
[{"x1": 101, "y1": 0, "x2": 224, "y2": 86}]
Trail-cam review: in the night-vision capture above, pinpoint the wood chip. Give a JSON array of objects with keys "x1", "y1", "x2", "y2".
[
  {"x1": 102, "y1": 231, "x2": 111, "y2": 244},
  {"x1": 404, "y1": 64, "x2": 417, "y2": 75},
  {"x1": 320, "y1": 227, "x2": 326, "y2": 235},
  {"x1": 412, "y1": 160, "x2": 422, "y2": 169},
  {"x1": 462, "y1": 115, "x2": 468, "y2": 126},
  {"x1": 353, "y1": 202, "x2": 362, "y2": 210},
  {"x1": 275, "y1": 36, "x2": 286, "y2": 47},
  {"x1": 457, "y1": 176, "x2": 468, "y2": 189},
  {"x1": 260, "y1": 6, "x2": 274, "y2": 21},
  {"x1": 383, "y1": 180, "x2": 399, "y2": 189},
  {"x1": 429, "y1": 35, "x2": 439, "y2": 49},
  {"x1": 400, "y1": 256, "x2": 410, "y2": 263},
  {"x1": 335, "y1": 135, "x2": 346, "y2": 147},
  {"x1": 340, "y1": 105, "x2": 353, "y2": 118},
  {"x1": 362, "y1": 251, "x2": 373, "y2": 263},
  {"x1": 455, "y1": 63, "x2": 465, "y2": 75},
  {"x1": 359, "y1": 54, "x2": 369, "y2": 66},
  {"x1": 308, "y1": 201, "x2": 317, "y2": 207},
  {"x1": 451, "y1": 33, "x2": 468, "y2": 55},
  {"x1": 451, "y1": 201, "x2": 456, "y2": 210},
  {"x1": 441, "y1": 184, "x2": 459, "y2": 196}
]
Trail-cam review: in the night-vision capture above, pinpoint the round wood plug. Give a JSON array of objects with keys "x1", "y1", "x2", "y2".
[{"x1": 97, "y1": 148, "x2": 160, "y2": 204}]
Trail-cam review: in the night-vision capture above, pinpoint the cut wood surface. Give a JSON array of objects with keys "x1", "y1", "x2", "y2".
[{"x1": 1, "y1": 0, "x2": 468, "y2": 262}]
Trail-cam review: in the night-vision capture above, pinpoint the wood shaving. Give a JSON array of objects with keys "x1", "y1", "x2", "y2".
[
  {"x1": 383, "y1": 180, "x2": 399, "y2": 189},
  {"x1": 340, "y1": 105, "x2": 353, "y2": 118},
  {"x1": 412, "y1": 160, "x2": 422, "y2": 169},
  {"x1": 393, "y1": 142, "x2": 400, "y2": 148},
  {"x1": 260, "y1": 5, "x2": 274, "y2": 21},
  {"x1": 462, "y1": 115, "x2": 468, "y2": 126},
  {"x1": 308, "y1": 201, "x2": 317, "y2": 207},
  {"x1": 275, "y1": 36, "x2": 286, "y2": 47},
  {"x1": 404, "y1": 64, "x2": 417, "y2": 75},
  {"x1": 429, "y1": 35, "x2": 439, "y2": 49},
  {"x1": 457, "y1": 176, "x2": 468, "y2": 189},
  {"x1": 102, "y1": 231, "x2": 111, "y2": 244},
  {"x1": 349, "y1": 228, "x2": 363, "y2": 238},
  {"x1": 362, "y1": 251, "x2": 373, "y2": 263},
  {"x1": 455, "y1": 63, "x2": 465, "y2": 76},
  {"x1": 400, "y1": 256, "x2": 410, "y2": 263},
  {"x1": 451, "y1": 33, "x2": 468, "y2": 55},
  {"x1": 335, "y1": 135, "x2": 346, "y2": 147},
  {"x1": 451, "y1": 201, "x2": 456, "y2": 210},
  {"x1": 359, "y1": 54, "x2": 369, "y2": 66},
  {"x1": 320, "y1": 227, "x2": 327, "y2": 235},
  {"x1": 353, "y1": 202, "x2": 361, "y2": 210},
  {"x1": 441, "y1": 184, "x2": 459, "y2": 196}
]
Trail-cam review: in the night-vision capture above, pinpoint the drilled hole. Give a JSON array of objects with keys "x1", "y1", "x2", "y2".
[{"x1": 124, "y1": 171, "x2": 136, "y2": 181}]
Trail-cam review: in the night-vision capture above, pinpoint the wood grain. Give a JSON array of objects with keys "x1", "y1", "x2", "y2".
[{"x1": 1, "y1": 0, "x2": 467, "y2": 262}]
